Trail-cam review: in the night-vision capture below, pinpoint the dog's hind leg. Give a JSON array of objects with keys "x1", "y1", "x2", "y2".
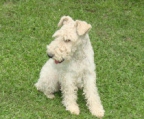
[{"x1": 35, "y1": 59, "x2": 60, "y2": 99}]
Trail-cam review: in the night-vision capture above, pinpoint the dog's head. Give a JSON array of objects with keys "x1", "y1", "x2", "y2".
[{"x1": 47, "y1": 16, "x2": 92, "y2": 64}]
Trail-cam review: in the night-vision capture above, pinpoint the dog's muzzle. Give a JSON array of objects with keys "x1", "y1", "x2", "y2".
[
  {"x1": 54, "y1": 59, "x2": 64, "y2": 64},
  {"x1": 47, "y1": 53, "x2": 64, "y2": 64}
]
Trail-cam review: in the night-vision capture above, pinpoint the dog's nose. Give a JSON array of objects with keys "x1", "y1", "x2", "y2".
[{"x1": 47, "y1": 53, "x2": 54, "y2": 58}]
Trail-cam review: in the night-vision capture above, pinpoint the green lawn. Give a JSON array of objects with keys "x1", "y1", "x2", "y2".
[{"x1": 0, "y1": 0, "x2": 144, "y2": 119}]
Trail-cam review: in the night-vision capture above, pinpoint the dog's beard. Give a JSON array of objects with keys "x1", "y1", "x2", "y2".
[
  {"x1": 54, "y1": 59, "x2": 64, "y2": 64},
  {"x1": 53, "y1": 53, "x2": 73, "y2": 64}
]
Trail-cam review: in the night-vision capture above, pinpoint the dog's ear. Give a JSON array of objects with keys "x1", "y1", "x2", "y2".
[
  {"x1": 58, "y1": 16, "x2": 74, "y2": 27},
  {"x1": 76, "y1": 20, "x2": 92, "y2": 36}
]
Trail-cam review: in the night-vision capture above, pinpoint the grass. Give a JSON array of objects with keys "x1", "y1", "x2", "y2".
[{"x1": 0, "y1": 0, "x2": 144, "y2": 119}]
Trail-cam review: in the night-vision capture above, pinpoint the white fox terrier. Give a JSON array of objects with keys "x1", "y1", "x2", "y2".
[{"x1": 35, "y1": 16, "x2": 105, "y2": 118}]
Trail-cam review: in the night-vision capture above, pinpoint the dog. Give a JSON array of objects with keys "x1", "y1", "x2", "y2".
[{"x1": 35, "y1": 16, "x2": 105, "y2": 118}]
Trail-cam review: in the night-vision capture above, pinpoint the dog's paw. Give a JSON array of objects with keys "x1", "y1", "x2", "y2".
[
  {"x1": 66, "y1": 105, "x2": 80, "y2": 115},
  {"x1": 34, "y1": 83, "x2": 41, "y2": 92},
  {"x1": 34, "y1": 83, "x2": 39, "y2": 90},
  {"x1": 91, "y1": 108, "x2": 105, "y2": 118},
  {"x1": 45, "y1": 93, "x2": 55, "y2": 99}
]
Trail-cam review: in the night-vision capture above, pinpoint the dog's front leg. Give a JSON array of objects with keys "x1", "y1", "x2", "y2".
[
  {"x1": 83, "y1": 71, "x2": 105, "y2": 118},
  {"x1": 60, "y1": 73, "x2": 80, "y2": 115}
]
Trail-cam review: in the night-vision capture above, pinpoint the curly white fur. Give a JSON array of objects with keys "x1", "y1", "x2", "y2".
[{"x1": 35, "y1": 16, "x2": 105, "y2": 118}]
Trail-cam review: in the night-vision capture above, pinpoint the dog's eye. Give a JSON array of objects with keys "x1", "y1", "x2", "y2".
[{"x1": 65, "y1": 39, "x2": 71, "y2": 42}]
